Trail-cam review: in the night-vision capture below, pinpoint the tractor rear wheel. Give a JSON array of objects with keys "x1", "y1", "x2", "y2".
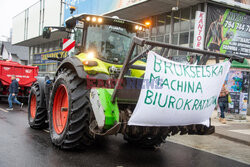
[
  {"x1": 123, "y1": 126, "x2": 169, "y2": 148},
  {"x1": 49, "y1": 68, "x2": 95, "y2": 149},
  {"x1": 28, "y1": 83, "x2": 48, "y2": 129}
]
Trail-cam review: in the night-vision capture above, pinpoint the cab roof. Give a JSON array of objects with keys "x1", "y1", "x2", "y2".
[{"x1": 65, "y1": 14, "x2": 146, "y2": 31}]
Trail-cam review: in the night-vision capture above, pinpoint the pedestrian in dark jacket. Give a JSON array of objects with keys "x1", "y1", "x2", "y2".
[{"x1": 6, "y1": 75, "x2": 23, "y2": 110}]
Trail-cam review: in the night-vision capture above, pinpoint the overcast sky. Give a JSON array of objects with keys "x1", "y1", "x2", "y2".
[{"x1": 0, "y1": 0, "x2": 37, "y2": 41}]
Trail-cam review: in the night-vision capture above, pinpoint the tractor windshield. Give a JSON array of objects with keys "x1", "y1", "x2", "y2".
[{"x1": 86, "y1": 25, "x2": 136, "y2": 64}]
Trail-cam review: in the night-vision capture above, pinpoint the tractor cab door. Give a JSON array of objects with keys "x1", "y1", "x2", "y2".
[{"x1": 68, "y1": 21, "x2": 84, "y2": 56}]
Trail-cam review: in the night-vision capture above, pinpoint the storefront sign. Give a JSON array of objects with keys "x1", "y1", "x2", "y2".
[
  {"x1": 211, "y1": 0, "x2": 250, "y2": 10},
  {"x1": 193, "y1": 11, "x2": 206, "y2": 50},
  {"x1": 33, "y1": 50, "x2": 67, "y2": 65},
  {"x1": 128, "y1": 51, "x2": 231, "y2": 127},
  {"x1": 206, "y1": 6, "x2": 250, "y2": 58}
]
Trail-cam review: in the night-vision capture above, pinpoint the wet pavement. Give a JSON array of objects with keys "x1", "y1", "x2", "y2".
[{"x1": 0, "y1": 101, "x2": 249, "y2": 167}]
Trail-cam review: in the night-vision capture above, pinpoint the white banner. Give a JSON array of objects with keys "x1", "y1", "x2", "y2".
[
  {"x1": 128, "y1": 51, "x2": 231, "y2": 127},
  {"x1": 193, "y1": 11, "x2": 206, "y2": 50}
]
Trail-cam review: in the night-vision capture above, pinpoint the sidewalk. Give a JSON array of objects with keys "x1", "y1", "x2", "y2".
[{"x1": 211, "y1": 110, "x2": 250, "y2": 146}]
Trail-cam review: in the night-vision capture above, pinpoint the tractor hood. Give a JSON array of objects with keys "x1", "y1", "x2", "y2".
[{"x1": 76, "y1": 53, "x2": 145, "y2": 78}]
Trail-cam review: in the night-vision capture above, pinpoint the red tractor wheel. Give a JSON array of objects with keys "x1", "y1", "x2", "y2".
[
  {"x1": 30, "y1": 94, "x2": 37, "y2": 119},
  {"x1": 52, "y1": 85, "x2": 69, "y2": 134},
  {"x1": 49, "y1": 68, "x2": 95, "y2": 149}
]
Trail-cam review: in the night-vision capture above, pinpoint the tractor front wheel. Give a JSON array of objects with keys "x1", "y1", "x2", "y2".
[{"x1": 49, "y1": 69, "x2": 95, "y2": 149}]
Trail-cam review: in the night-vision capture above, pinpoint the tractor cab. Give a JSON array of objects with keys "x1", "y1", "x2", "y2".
[{"x1": 43, "y1": 14, "x2": 146, "y2": 64}]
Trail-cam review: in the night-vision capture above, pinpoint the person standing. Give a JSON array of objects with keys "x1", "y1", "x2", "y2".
[
  {"x1": 218, "y1": 84, "x2": 229, "y2": 124},
  {"x1": 6, "y1": 75, "x2": 23, "y2": 111}
]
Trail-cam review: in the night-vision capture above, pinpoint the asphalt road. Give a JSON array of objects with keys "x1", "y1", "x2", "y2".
[{"x1": 0, "y1": 100, "x2": 249, "y2": 167}]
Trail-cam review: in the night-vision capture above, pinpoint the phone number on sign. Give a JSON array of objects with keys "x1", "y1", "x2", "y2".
[{"x1": 224, "y1": 21, "x2": 250, "y2": 33}]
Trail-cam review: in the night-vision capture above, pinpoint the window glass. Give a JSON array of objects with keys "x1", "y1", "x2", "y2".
[
  {"x1": 179, "y1": 32, "x2": 189, "y2": 45},
  {"x1": 166, "y1": 13, "x2": 171, "y2": 34},
  {"x1": 86, "y1": 25, "x2": 136, "y2": 64},
  {"x1": 151, "y1": 16, "x2": 157, "y2": 36},
  {"x1": 151, "y1": 37, "x2": 156, "y2": 41},
  {"x1": 172, "y1": 34, "x2": 178, "y2": 56},
  {"x1": 156, "y1": 36, "x2": 164, "y2": 42},
  {"x1": 173, "y1": 33, "x2": 178, "y2": 45},
  {"x1": 173, "y1": 11, "x2": 180, "y2": 32},
  {"x1": 190, "y1": 31, "x2": 194, "y2": 47},
  {"x1": 157, "y1": 14, "x2": 165, "y2": 35},
  {"x1": 191, "y1": 5, "x2": 198, "y2": 29},
  {"x1": 165, "y1": 35, "x2": 169, "y2": 43},
  {"x1": 47, "y1": 64, "x2": 54, "y2": 72},
  {"x1": 180, "y1": 8, "x2": 190, "y2": 31},
  {"x1": 38, "y1": 65, "x2": 46, "y2": 72}
]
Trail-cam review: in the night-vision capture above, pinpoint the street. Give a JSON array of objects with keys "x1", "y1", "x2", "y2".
[{"x1": 0, "y1": 100, "x2": 249, "y2": 167}]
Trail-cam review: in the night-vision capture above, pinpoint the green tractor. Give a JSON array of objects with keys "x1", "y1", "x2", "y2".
[{"x1": 28, "y1": 13, "x2": 244, "y2": 149}]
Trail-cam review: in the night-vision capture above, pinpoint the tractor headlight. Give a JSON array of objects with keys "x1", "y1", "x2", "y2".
[{"x1": 86, "y1": 52, "x2": 95, "y2": 59}]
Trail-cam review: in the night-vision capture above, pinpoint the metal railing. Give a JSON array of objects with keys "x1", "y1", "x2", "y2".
[{"x1": 111, "y1": 36, "x2": 245, "y2": 103}]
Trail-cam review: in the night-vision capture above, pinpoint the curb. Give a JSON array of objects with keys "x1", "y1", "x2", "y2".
[{"x1": 213, "y1": 132, "x2": 250, "y2": 146}]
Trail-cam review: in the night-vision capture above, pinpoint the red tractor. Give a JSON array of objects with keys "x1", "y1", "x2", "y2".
[{"x1": 0, "y1": 60, "x2": 38, "y2": 101}]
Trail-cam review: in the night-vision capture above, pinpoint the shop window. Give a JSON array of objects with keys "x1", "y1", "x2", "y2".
[
  {"x1": 179, "y1": 50, "x2": 188, "y2": 56},
  {"x1": 166, "y1": 13, "x2": 171, "y2": 34},
  {"x1": 151, "y1": 16, "x2": 157, "y2": 36},
  {"x1": 180, "y1": 8, "x2": 190, "y2": 32},
  {"x1": 53, "y1": 64, "x2": 57, "y2": 71},
  {"x1": 173, "y1": 11, "x2": 180, "y2": 32},
  {"x1": 156, "y1": 36, "x2": 164, "y2": 42},
  {"x1": 173, "y1": 33, "x2": 178, "y2": 45},
  {"x1": 47, "y1": 64, "x2": 54, "y2": 72},
  {"x1": 179, "y1": 32, "x2": 189, "y2": 45},
  {"x1": 165, "y1": 35, "x2": 169, "y2": 43},
  {"x1": 144, "y1": 29, "x2": 150, "y2": 37},
  {"x1": 157, "y1": 14, "x2": 165, "y2": 35},
  {"x1": 32, "y1": 46, "x2": 35, "y2": 54},
  {"x1": 171, "y1": 34, "x2": 178, "y2": 56},
  {"x1": 191, "y1": 5, "x2": 198, "y2": 29},
  {"x1": 190, "y1": 31, "x2": 194, "y2": 47},
  {"x1": 38, "y1": 65, "x2": 46, "y2": 72}
]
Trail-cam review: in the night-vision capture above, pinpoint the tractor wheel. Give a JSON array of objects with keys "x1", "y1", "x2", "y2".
[
  {"x1": 28, "y1": 83, "x2": 48, "y2": 129},
  {"x1": 123, "y1": 126, "x2": 169, "y2": 148},
  {"x1": 49, "y1": 69, "x2": 95, "y2": 149}
]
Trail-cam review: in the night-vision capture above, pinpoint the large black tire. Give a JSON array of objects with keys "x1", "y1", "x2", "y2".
[
  {"x1": 49, "y1": 68, "x2": 95, "y2": 149},
  {"x1": 123, "y1": 126, "x2": 169, "y2": 148},
  {"x1": 28, "y1": 83, "x2": 48, "y2": 129}
]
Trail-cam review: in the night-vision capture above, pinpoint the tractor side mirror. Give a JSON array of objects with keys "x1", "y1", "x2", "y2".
[{"x1": 42, "y1": 27, "x2": 51, "y2": 39}]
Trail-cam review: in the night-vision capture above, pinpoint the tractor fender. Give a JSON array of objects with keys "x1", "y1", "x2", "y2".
[
  {"x1": 35, "y1": 77, "x2": 47, "y2": 108},
  {"x1": 56, "y1": 56, "x2": 87, "y2": 79},
  {"x1": 56, "y1": 56, "x2": 110, "y2": 80}
]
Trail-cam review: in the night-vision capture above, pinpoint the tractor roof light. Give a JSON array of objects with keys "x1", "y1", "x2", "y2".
[
  {"x1": 98, "y1": 17, "x2": 103, "y2": 23},
  {"x1": 86, "y1": 16, "x2": 91, "y2": 21},
  {"x1": 92, "y1": 17, "x2": 97, "y2": 22}
]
